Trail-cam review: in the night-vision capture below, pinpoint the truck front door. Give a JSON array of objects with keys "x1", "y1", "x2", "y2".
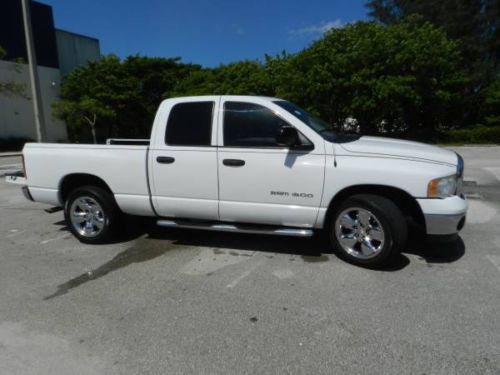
[{"x1": 217, "y1": 99, "x2": 325, "y2": 228}]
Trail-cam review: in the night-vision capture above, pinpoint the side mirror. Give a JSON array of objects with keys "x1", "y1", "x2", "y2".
[{"x1": 276, "y1": 125, "x2": 299, "y2": 148}]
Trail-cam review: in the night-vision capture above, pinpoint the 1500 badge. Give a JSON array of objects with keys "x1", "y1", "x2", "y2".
[{"x1": 271, "y1": 191, "x2": 314, "y2": 198}]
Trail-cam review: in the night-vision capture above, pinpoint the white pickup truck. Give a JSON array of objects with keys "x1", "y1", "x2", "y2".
[{"x1": 7, "y1": 95, "x2": 467, "y2": 266}]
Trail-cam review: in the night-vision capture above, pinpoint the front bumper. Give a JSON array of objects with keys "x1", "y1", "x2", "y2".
[
  {"x1": 423, "y1": 212, "x2": 466, "y2": 235},
  {"x1": 417, "y1": 195, "x2": 467, "y2": 235}
]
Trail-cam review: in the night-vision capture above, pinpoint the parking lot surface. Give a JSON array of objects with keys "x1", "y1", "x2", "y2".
[{"x1": 0, "y1": 146, "x2": 499, "y2": 374}]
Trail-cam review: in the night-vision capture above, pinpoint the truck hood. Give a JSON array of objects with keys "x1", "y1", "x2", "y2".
[{"x1": 338, "y1": 136, "x2": 457, "y2": 166}]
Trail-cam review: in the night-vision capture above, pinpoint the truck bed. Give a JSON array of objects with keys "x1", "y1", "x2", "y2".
[{"x1": 23, "y1": 143, "x2": 154, "y2": 216}]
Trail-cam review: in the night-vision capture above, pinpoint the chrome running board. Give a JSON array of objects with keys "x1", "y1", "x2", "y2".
[{"x1": 156, "y1": 219, "x2": 314, "y2": 237}]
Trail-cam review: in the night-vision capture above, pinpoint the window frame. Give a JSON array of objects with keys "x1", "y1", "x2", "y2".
[
  {"x1": 221, "y1": 101, "x2": 313, "y2": 150},
  {"x1": 164, "y1": 101, "x2": 215, "y2": 147}
]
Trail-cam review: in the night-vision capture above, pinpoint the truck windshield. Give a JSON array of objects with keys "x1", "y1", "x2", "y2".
[{"x1": 274, "y1": 100, "x2": 336, "y2": 141}]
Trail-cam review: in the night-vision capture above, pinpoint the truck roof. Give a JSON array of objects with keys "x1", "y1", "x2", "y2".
[{"x1": 161, "y1": 95, "x2": 283, "y2": 103}]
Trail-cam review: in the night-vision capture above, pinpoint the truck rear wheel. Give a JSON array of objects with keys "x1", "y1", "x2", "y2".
[
  {"x1": 64, "y1": 186, "x2": 119, "y2": 244},
  {"x1": 329, "y1": 194, "x2": 407, "y2": 267}
]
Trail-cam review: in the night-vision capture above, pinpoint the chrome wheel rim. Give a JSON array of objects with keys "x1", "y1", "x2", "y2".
[
  {"x1": 334, "y1": 207, "x2": 385, "y2": 259},
  {"x1": 69, "y1": 196, "x2": 105, "y2": 238}
]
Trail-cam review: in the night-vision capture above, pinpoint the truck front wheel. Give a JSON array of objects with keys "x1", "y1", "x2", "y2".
[
  {"x1": 64, "y1": 186, "x2": 119, "y2": 244},
  {"x1": 329, "y1": 194, "x2": 407, "y2": 267}
]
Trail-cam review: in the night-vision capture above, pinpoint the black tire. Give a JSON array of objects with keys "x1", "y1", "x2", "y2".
[
  {"x1": 328, "y1": 194, "x2": 407, "y2": 267},
  {"x1": 64, "y1": 185, "x2": 120, "y2": 244}
]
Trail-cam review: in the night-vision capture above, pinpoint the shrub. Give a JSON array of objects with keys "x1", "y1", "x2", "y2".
[{"x1": 440, "y1": 125, "x2": 500, "y2": 144}]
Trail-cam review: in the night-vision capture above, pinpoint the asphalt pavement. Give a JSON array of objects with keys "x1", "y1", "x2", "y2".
[{"x1": 0, "y1": 146, "x2": 499, "y2": 374}]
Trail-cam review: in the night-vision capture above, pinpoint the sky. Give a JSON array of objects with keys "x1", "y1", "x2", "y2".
[{"x1": 41, "y1": 0, "x2": 368, "y2": 67}]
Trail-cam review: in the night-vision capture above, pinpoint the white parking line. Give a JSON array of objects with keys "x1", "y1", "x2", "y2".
[
  {"x1": 226, "y1": 258, "x2": 266, "y2": 288},
  {"x1": 272, "y1": 268, "x2": 294, "y2": 280},
  {"x1": 40, "y1": 233, "x2": 71, "y2": 245},
  {"x1": 486, "y1": 255, "x2": 500, "y2": 273},
  {"x1": 484, "y1": 167, "x2": 500, "y2": 183},
  {"x1": 7, "y1": 229, "x2": 25, "y2": 238}
]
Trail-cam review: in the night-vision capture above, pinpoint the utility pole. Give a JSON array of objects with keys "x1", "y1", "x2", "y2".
[{"x1": 21, "y1": 0, "x2": 47, "y2": 142}]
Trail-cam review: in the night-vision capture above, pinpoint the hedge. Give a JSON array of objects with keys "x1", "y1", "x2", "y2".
[{"x1": 439, "y1": 126, "x2": 500, "y2": 144}]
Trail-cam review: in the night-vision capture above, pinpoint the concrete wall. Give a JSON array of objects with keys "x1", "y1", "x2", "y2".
[
  {"x1": 0, "y1": 60, "x2": 67, "y2": 142},
  {"x1": 55, "y1": 29, "x2": 100, "y2": 76}
]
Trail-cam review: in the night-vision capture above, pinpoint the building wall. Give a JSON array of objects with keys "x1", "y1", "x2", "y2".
[
  {"x1": 0, "y1": 60, "x2": 67, "y2": 141},
  {"x1": 0, "y1": 0, "x2": 59, "y2": 68},
  {"x1": 56, "y1": 29, "x2": 100, "y2": 76},
  {"x1": 0, "y1": 0, "x2": 100, "y2": 142}
]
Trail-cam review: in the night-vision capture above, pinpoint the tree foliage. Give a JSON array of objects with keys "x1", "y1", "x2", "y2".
[
  {"x1": 269, "y1": 19, "x2": 466, "y2": 137},
  {"x1": 53, "y1": 55, "x2": 200, "y2": 142},
  {"x1": 55, "y1": 16, "x2": 489, "y2": 142},
  {"x1": 53, "y1": 56, "x2": 122, "y2": 143},
  {"x1": 366, "y1": 0, "x2": 499, "y2": 67},
  {"x1": 366, "y1": 0, "x2": 500, "y2": 127},
  {"x1": 480, "y1": 78, "x2": 500, "y2": 126},
  {"x1": 169, "y1": 60, "x2": 272, "y2": 97}
]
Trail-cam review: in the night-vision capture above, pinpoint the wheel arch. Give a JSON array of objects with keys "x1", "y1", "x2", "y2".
[
  {"x1": 323, "y1": 184, "x2": 425, "y2": 231},
  {"x1": 59, "y1": 173, "x2": 114, "y2": 205}
]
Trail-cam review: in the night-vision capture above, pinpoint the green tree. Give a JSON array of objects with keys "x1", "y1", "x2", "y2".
[
  {"x1": 366, "y1": 0, "x2": 499, "y2": 69},
  {"x1": 53, "y1": 96, "x2": 115, "y2": 144},
  {"x1": 121, "y1": 55, "x2": 201, "y2": 136},
  {"x1": 53, "y1": 21, "x2": 470, "y2": 142},
  {"x1": 53, "y1": 55, "x2": 126, "y2": 143},
  {"x1": 54, "y1": 55, "x2": 200, "y2": 142},
  {"x1": 366, "y1": 0, "x2": 500, "y2": 126},
  {"x1": 169, "y1": 60, "x2": 272, "y2": 97},
  {"x1": 269, "y1": 19, "x2": 467, "y2": 138},
  {"x1": 480, "y1": 79, "x2": 500, "y2": 127}
]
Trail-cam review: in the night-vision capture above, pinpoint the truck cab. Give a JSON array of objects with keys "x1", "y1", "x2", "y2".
[{"x1": 148, "y1": 96, "x2": 326, "y2": 228}]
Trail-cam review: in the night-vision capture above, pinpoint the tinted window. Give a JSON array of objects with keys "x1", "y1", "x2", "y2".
[
  {"x1": 274, "y1": 100, "x2": 336, "y2": 142},
  {"x1": 165, "y1": 102, "x2": 214, "y2": 146},
  {"x1": 223, "y1": 102, "x2": 290, "y2": 147}
]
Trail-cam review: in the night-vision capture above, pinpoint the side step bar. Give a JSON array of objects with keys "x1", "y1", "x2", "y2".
[{"x1": 156, "y1": 219, "x2": 314, "y2": 237}]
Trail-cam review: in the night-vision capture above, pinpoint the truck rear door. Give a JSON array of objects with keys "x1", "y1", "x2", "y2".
[{"x1": 149, "y1": 97, "x2": 220, "y2": 220}]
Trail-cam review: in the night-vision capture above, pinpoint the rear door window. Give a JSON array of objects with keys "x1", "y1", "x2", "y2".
[{"x1": 165, "y1": 101, "x2": 214, "y2": 146}]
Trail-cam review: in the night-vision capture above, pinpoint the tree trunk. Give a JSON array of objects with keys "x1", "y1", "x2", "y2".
[
  {"x1": 90, "y1": 124, "x2": 97, "y2": 144},
  {"x1": 84, "y1": 114, "x2": 98, "y2": 144}
]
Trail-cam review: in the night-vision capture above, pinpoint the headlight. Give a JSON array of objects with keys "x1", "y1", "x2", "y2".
[{"x1": 428, "y1": 175, "x2": 457, "y2": 198}]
